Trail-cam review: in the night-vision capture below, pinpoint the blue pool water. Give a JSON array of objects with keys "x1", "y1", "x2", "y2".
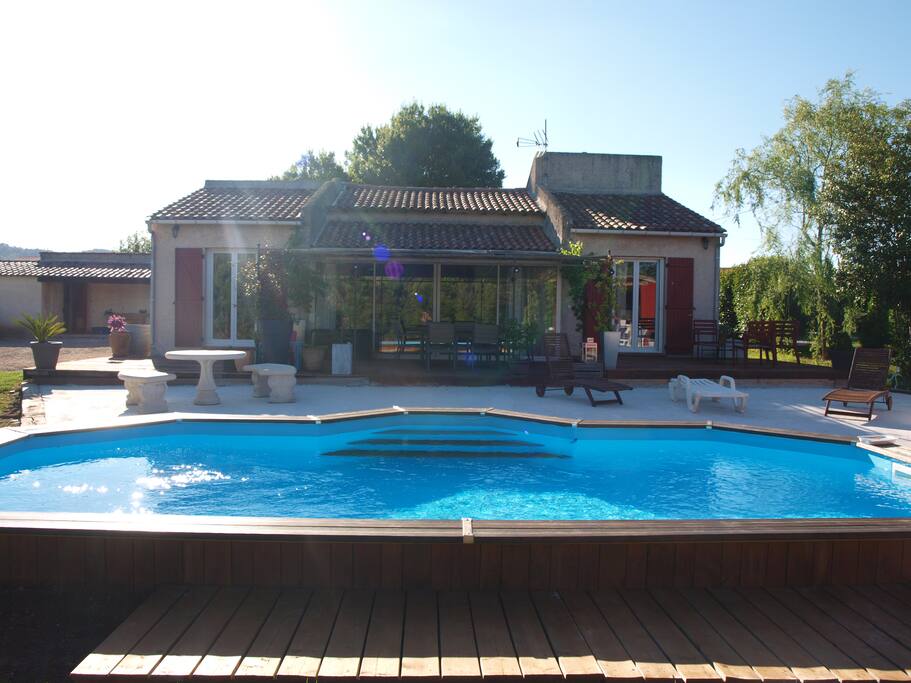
[{"x1": 0, "y1": 416, "x2": 909, "y2": 520}]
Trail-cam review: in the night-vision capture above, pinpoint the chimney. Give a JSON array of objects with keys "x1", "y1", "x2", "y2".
[{"x1": 529, "y1": 152, "x2": 662, "y2": 194}]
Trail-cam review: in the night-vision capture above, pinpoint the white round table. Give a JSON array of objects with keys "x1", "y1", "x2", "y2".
[{"x1": 165, "y1": 349, "x2": 246, "y2": 405}]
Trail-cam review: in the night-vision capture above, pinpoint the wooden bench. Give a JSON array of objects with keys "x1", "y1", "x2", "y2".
[
  {"x1": 72, "y1": 584, "x2": 911, "y2": 681},
  {"x1": 243, "y1": 363, "x2": 297, "y2": 403},
  {"x1": 117, "y1": 370, "x2": 176, "y2": 414}
]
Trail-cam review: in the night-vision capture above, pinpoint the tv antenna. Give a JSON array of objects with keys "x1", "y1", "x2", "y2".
[{"x1": 516, "y1": 119, "x2": 548, "y2": 150}]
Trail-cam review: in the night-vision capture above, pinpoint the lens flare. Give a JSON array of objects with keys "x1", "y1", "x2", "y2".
[
  {"x1": 373, "y1": 244, "x2": 390, "y2": 262},
  {"x1": 384, "y1": 260, "x2": 404, "y2": 279}
]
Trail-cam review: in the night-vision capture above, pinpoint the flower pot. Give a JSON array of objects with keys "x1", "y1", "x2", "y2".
[
  {"x1": 109, "y1": 331, "x2": 132, "y2": 359},
  {"x1": 30, "y1": 340, "x2": 62, "y2": 370},
  {"x1": 124, "y1": 323, "x2": 151, "y2": 358},
  {"x1": 301, "y1": 346, "x2": 326, "y2": 372},
  {"x1": 602, "y1": 330, "x2": 621, "y2": 370},
  {"x1": 234, "y1": 349, "x2": 255, "y2": 372},
  {"x1": 258, "y1": 318, "x2": 293, "y2": 363},
  {"x1": 828, "y1": 348, "x2": 854, "y2": 372}
]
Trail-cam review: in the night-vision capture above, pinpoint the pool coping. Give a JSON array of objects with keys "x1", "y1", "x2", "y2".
[{"x1": 1, "y1": 407, "x2": 910, "y2": 544}]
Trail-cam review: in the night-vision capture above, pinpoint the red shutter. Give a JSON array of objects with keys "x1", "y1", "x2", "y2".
[
  {"x1": 665, "y1": 257, "x2": 694, "y2": 354},
  {"x1": 175, "y1": 248, "x2": 204, "y2": 347}
]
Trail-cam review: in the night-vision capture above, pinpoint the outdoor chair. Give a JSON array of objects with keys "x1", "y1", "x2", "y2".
[
  {"x1": 471, "y1": 323, "x2": 500, "y2": 363},
  {"x1": 534, "y1": 333, "x2": 632, "y2": 407},
  {"x1": 692, "y1": 319, "x2": 724, "y2": 359},
  {"x1": 425, "y1": 321, "x2": 456, "y2": 369},
  {"x1": 396, "y1": 319, "x2": 426, "y2": 359},
  {"x1": 772, "y1": 319, "x2": 801, "y2": 364},
  {"x1": 823, "y1": 348, "x2": 893, "y2": 419},
  {"x1": 729, "y1": 320, "x2": 776, "y2": 365}
]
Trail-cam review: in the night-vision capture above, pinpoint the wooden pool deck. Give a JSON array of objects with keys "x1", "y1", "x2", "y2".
[{"x1": 72, "y1": 584, "x2": 911, "y2": 681}]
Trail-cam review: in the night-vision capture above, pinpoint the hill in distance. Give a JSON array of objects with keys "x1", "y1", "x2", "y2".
[{"x1": 0, "y1": 243, "x2": 111, "y2": 259}]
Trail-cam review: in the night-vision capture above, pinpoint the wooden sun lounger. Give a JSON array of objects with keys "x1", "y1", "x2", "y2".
[
  {"x1": 534, "y1": 333, "x2": 632, "y2": 407},
  {"x1": 823, "y1": 348, "x2": 893, "y2": 419}
]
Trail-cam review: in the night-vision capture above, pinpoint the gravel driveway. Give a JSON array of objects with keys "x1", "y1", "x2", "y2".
[{"x1": 0, "y1": 335, "x2": 110, "y2": 371}]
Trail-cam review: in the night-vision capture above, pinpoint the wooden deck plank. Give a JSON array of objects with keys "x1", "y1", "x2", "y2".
[
  {"x1": 681, "y1": 588, "x2": 798, "y2": 683},
  {"x1": 590, "y1": 590, "x2": 679, "y2": 682},
  {"x1": 359, "y1": 591, "x2": 405, "y2": 679},
  {"x1": 798, "y1": 588, "x2": 911, "y2": 676},
  {"x1": 766, "y1": 588, "x2": 908, "y2": 683},
  {"x1": 824, "y1": 586, "x2": 911, "y2": 662},
  {"x1": 500, "y1": 591, "x2": 563, "y2": 679},
  {"x1": 150, "y1": 586, "x2": 250, "y2": 678},
  {"x1": 709, "y1": 588, "x2": 836, "y2": 683},
  {"x1": 317, "y1": 590, "x2": 375, "y2": 681},
  {"x1": 650, "y1": 587, "x2": 760, "y2": 683},
  {"x1": 401, "y1": 590, "x2": 440, "y2": 679},
  {"x1": 878, "y1": 585, "x2": 911, "y2": 611},
  {"x1": 469, "y1": 591, "x2": 522, "y2": 679},
  {"x1": 438, "y1": 591, "x2": 481, "y2": 681},
  {"x1": 234, "y1": 589, "x2": 311, "y2": 679},
  {"x1": 623, "y1": 589, "x2": 721, "y2": 683},
  {"x1": 531, "y1": 590, "x2": 604, "y2": 680},
  {"x1": 277, "y1": 589, "x2": 344, "y2": 678},
  {"x1": 562, "y1": 591, "x2": 643, "y2": 682},
  {"x1": 738, "y1": 588, "x2": 874, "y2": 683},
  {"x1": 851, "y1": 586, "x2": 911, "y2": 629},
  {"x1": 71, "y1": 585, "x2": 185, "y2": 678},
  {"x1": 110, "y1": 586, "x2": 216, "y2": 676},
  {"x1": 193, "y1": 587, "x2": 280, "y2": 678}
]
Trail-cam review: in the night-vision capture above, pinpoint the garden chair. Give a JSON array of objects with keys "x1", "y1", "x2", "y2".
[
  {"x1": 471, "y1": 323, "x2": 500, "y2": 364},
  {"x1": 772, "y1": 319, "x2": 801, "y2": 364},
  {"x1": 425, "y1": 321, "x2": 456, "y2": 369},
  {"x1": 692, "y1": 319, "x2": 724, "y2": 359},
  {"x1": 534, "y1": 333, "x2": 632, "y2": 407},
  {"x1": 730, "y1": 320, "x2": 776, "y2": 364},
  {"x1": 823, "y1": 348, "x2": 893, "y2": 419}
]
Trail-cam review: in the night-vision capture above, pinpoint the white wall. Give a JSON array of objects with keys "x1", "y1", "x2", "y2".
[
  {"x1": 86, "y1": 282, "x2": 150, "y2": 329},
  {"x1": 0, "y1": 276, "x2": 43, "y2": 335}
]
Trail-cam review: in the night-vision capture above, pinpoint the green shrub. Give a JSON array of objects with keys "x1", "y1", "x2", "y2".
[{"x1": 16, "y1": 313, "x2": 66, "y2": 342}]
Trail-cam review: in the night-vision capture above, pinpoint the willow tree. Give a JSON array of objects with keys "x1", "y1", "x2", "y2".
[{"x1": 714, "y1": 74, "x2": 887, "y2": 354}]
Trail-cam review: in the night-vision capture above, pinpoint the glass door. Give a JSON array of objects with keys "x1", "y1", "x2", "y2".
[
  {"x1": 206, "y1": 250, "x2": 256, "y2": 346},
  {"x1": 613, "y1": 259, "x2": 662, "y2": 352}
]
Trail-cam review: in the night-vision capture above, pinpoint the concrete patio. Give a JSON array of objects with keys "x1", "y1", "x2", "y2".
[{"x1": 16, "y1": 380, "x2": 911, "y2": 446}]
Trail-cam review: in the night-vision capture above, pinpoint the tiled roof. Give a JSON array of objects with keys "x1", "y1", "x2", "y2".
[
  {"x1": 0, "y1": 260, "x2": 39, "y2": 277},
  {"x1": 553, "y1": 192, "x2": 724, "y2": 234},
  {"x1": 335, "y1": 184, "x2": 541, "y2": 215},
  {"x1": 314, "y1": 221, "x2": 556, "y2": 252},
  {"x1": 150, "y1": 180, "x2": 317, "y2": 222}
]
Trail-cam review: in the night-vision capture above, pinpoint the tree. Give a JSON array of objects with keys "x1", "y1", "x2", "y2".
[
  {"x1": 714, "y1": 74, "x2": 885, "y2": 354},
  {"x1": 271, "y1": 149, "x2": 348, "y2": 182},
  {"x1": 346, "y1": 103, "x2": 505, "y2": 187},
  {"x1": 824, "y1": 100, "x2": 911, "y2": 376},
  {"x1": 119, "y1": 230, "x2": 151, "y2": 253}
]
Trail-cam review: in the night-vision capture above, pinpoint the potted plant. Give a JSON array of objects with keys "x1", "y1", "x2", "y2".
[
  {"x1": 562, "y1": 242, "x2": 619, "y2": 368},
  {"x1": 827, "y1": 330, "x2": 854, "y2": 372},
  {"x1": 17, "y1": 313, "x2": 66, "y2": 370},
  {"x1": 286, "y1": 251, "x2": 328, "y2": 371},
  {"x1": 241, "y1": 249, "x2": 293, "y2": 363},
  {"x1": 107, "y1": 313, "x2": 131, "y2": 358}
]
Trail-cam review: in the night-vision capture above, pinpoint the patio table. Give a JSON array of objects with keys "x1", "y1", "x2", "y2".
[{"x1": 164, "y1": 349, "x2": 246, "y2": 405}]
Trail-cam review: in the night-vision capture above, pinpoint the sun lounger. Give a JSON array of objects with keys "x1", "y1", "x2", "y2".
[
  {"x1": 670, "y1": 374, "x2": 748, "y2": 413},
  {"x1": 823, "y1": 348, "x2": 892, "y2": 419},
  {"x1": 534, "y1": 333, "x2": 632, "y2": 407}
]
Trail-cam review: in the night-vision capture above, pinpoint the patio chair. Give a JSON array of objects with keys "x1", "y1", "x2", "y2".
[
  {"x1": 729, "y1": 320, "x2": 776, "y2": 365},
  {"x1": 425, "y1": 321, "x2": 456, "y2": 369},
  {"x1": 823, "y1": 348, "x2": 893, "y2": 419},
  {"x1": 693, "y1": 319, "x2": 723, "y2": 359},
  {"x1": 471, "y1": 323, "x2": 500, "y2": 363},
  {"x1": 534, "y1": 333, "x2": 633, "y2": 407},
  {"x1": 772, "y1": 319, "x2": 801, "y2": 364},
  {"x1": 396, "y1": 318, "x2": 426, "y2": 360}
]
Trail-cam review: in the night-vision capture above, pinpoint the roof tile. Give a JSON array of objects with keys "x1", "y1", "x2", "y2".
[
  {"x1": 335, "y1": 184, "x2": 541, "y2": 215},
  {"x1": 554, "y1": 192, "x2": 724, "y2": 234},
  {"x1": 315, "y1": 221, "x2": 555, "y2": 252},
  {"x1": 151, "y1": 181, "x2": 315, "y2": 222}
]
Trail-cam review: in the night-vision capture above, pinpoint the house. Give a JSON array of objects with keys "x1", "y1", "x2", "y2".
[
  {"x1": 147, "y1": 152, "x2": 724, "y2": 359},
  {"x1": 0, "y1": 252, "x2": 151, "y2": 335}
]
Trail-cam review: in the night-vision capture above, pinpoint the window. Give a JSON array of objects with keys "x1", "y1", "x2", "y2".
[
  {"x1": 614, "y1": 259, "x2": 662, "y2": 352},
  {"x1": 206, "y1": 250, "x2": 256, "y2": 346}
]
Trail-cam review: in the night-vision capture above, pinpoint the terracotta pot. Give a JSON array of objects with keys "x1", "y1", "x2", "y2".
[
  {"x1": 301, "y1": 346, "x2": 326, "y2": 372},
  {"x1": 30, "y1": 341, "x2": 62, "y2": 370},
  {"x1": 109, "y1": 331, "x2": 132, "y2": 359}
]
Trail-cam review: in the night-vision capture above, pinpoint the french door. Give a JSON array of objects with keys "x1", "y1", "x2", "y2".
[
  {"x1": 205, "y1": 250, "x2": 256, "y2": 346},
  {"x1": 614, "y1": 259, "x2": 662, "y2": 352}
]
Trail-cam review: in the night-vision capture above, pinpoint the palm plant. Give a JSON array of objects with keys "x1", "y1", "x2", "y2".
[{"x1": 17, "y1": 313, "x2": 66, "y2": 342}]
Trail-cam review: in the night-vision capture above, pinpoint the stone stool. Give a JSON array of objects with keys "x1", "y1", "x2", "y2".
[
  {"x1": 243, "y1": 363, "x2": 298, "y2": 403},
  {"x1": 117, "y1": 370, "x2": 176, "y2": 414}
]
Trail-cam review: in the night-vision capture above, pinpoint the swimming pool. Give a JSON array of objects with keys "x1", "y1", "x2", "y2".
[{"x1": 1, "y1": 415, "x2": 908, "y2": 520}]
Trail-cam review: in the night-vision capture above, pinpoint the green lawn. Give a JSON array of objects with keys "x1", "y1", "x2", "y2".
[
  {"x1": 744, "y1": 348, "x2": 832, "y2": 367},
  {"x1": 0, "y1": 370, "x2": 22, "y2": 426}
]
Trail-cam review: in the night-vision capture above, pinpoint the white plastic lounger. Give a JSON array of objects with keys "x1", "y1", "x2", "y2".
[{"x1": 669, "y1": 374, "x2": 748, "y2": 414}]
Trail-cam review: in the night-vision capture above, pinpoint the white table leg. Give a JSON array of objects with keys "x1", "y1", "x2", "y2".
[{"x1": 194, "y1": 359, "x2": 221, "y2": 405}]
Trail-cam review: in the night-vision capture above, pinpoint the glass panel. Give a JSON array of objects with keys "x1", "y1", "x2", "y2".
[
  {"x1": 500, "y1": 266, "x2": 557, "y2": 344},
  {"x1": 637, "y1": 261, "x2": 658, "y2": 350},
  {"x1": 375, "y1": 263, "x2": 434, "y2": 354},
  {"x1": 326, "y1": 262, "x2": 373, "y2": 341},
  {"x1": 613, "y1": 261, "x2": 634, "y2": 349},
  {"x1": 439, "y1": 265, "x2": 498, "y2": 324},
  {"x1": 235, "y1": 252, "x2": 256, "y2": 341},
  {"x1": 211, "y1": 253, "x2": 232, "y2": 340}
]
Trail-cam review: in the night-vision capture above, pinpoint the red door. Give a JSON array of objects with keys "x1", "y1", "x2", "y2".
[
  {"x1": 665, "y1": 257, "x2": 694, "y2": 354},
  {"x1": 175, "y1": 248, "x2": 204, "y2": 347}
]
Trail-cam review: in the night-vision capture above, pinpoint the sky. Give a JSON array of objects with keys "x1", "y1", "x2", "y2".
[{"x1": 0, "y1": 1, "x2": 908, "y2": 265}]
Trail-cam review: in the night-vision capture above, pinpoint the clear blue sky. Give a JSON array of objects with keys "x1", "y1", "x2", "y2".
[{"x1": 1, "y1": 0, "x2": 908, "y2": 265}]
